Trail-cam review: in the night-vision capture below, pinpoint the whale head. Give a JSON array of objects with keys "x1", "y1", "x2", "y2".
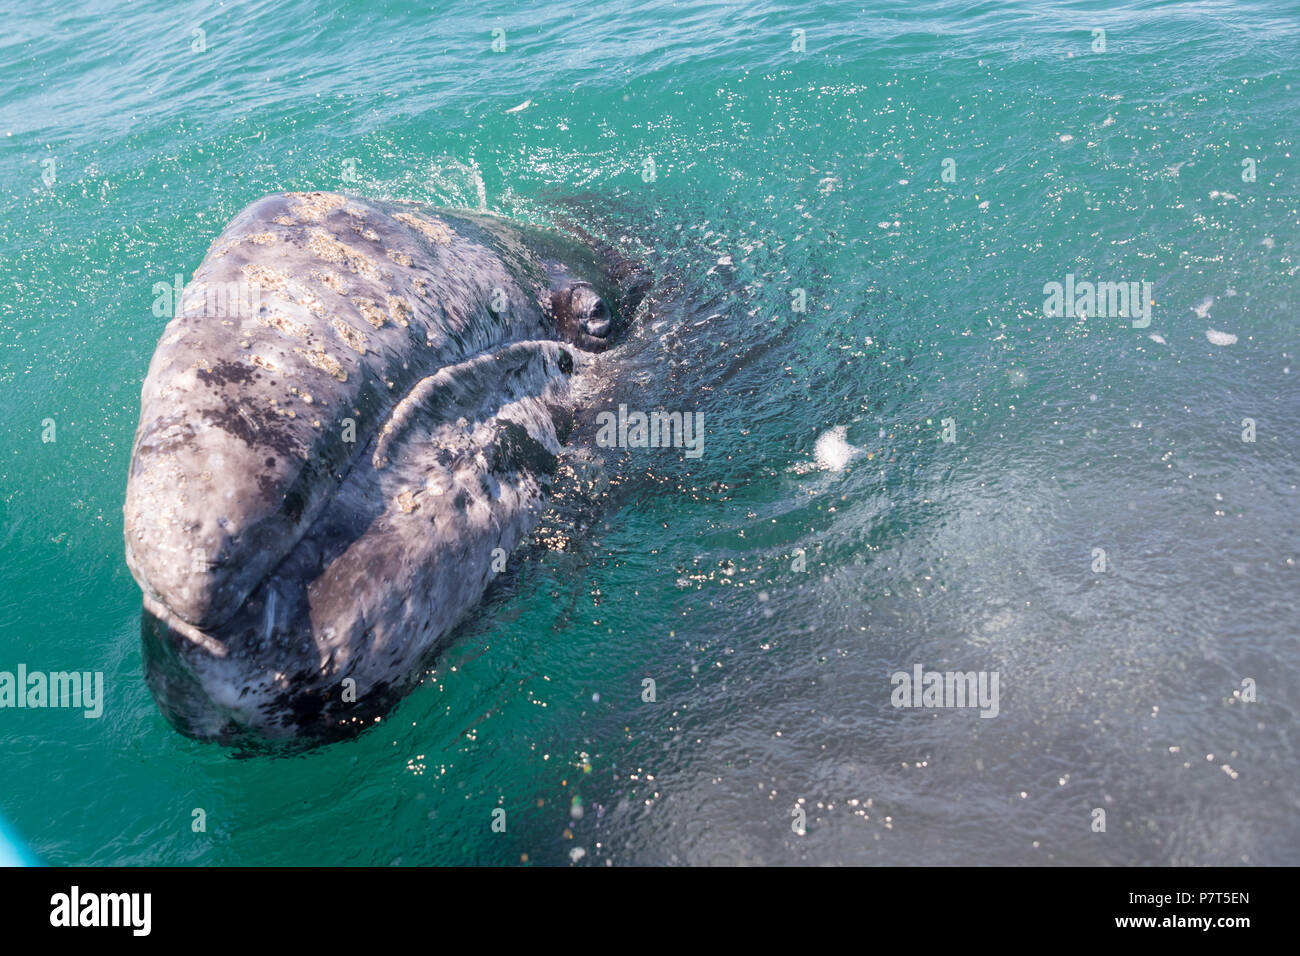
[{"x1": 126, "y1": 192, "x2": 647, "y2": 744}]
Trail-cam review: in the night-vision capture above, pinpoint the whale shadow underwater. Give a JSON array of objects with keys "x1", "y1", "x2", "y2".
[{"x1": 127, "y1": 191, "x2": 649, "y2": 747}]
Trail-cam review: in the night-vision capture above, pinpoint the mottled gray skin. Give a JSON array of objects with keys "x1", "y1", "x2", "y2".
[{"x1": 126, "y1": 191, "x2": 641, "y2": 744}]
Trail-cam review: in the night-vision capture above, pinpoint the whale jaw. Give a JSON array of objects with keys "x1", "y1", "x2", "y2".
[{"x1": 140, "y1": 605, "x2": 406, "y2": 747}]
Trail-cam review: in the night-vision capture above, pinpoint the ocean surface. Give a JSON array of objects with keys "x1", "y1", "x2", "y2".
[{"x1": 1, "y1": 0, "x2": 1297, "y2": 865}]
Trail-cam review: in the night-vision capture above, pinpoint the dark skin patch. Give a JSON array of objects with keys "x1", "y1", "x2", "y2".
[
  {"x1": 272, "y1": 676, "x2": 326, "y2": 731},
  {"x1": 256, "y1": 470, "x2": 279, "y2": 500},
  {"x1": 548, "y1": 401, "x2": 575, "y2": 445},
  {"x1": 203, "y1": 401, "x2": 298, "y2": 458},
  {"x1": 280, "y1": 485, "x2": 308, "y2": 524},
  {"x1": 196, "y1": 360, "x2": 258, "y2": 388},
  {"x1": 492, "y1": 419, "x2": 558, "y2": 477}
]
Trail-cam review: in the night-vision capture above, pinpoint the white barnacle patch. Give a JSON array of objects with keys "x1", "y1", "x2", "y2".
[
  {"x1": 312, "y1": 269, "x2": 349, "y2": 295},
  {"x1": 330, "y1": 317, "x2": 368, "y2": 354},
  {"x1": 396, "y1": 490, "x2": 419, "y2": 513},
  {"x1": 424, "y1": 470, "x2": 452, "y2": 496},
  {"x1": 256, "y1": 312, "x2": 311, "y2": 338},
  {"x1": 394, "y1": 212, "x2": 453, "y2": 245},
  {"x1": 386, "y1": 294, "x2": 412, "y2": 327},
  {"x1": 353, "y1": 297, "x2": 386, "y2": 330},
  {"x1": 295, "y1": 346, "x2": 348, "y2": 382},
  {"x1": 298, "y1": 291, "x2": 326, "y2": 318},
  {"x1": 242, "y1": 263, "x2": 290, "y2": 293},
  {"x1": 268, "y1": 396, "x2": 297, "y2": 419},
  {"x1": 307, "y1": 229, "x2": 351, "y2": 264},
  {"x1": 251, "y1": 354, "x2": 278, "y2": 372},
  {"x1": 287, "y1": 191, "x2": 348, "y2": 222},
  {"x1": 387, "y1": 249, "x2": 413, "y2": 267},
  {"x1": 308, "y1": 228, "x2": 381, "y2": 282}
]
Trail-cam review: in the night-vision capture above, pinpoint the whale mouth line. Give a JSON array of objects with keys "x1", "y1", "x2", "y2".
[
  {"x1": 144, "y1": 594, "x2": 229, "y2": 657},
  {"x1": 371, "y1": 339, "x2": 577, "y2": 471}
]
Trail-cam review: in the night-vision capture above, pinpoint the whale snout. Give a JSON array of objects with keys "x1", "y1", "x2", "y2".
[
  {"x1": 123, "y1": 372, "x2": 337, "y2": 632},
  {"x1": 124, "y1": 487, "x2": 290, "y2": 633}
]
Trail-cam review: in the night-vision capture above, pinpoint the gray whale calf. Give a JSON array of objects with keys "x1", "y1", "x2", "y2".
[{"x1": 126, "y1": 191, "x2": 645, "y2": 743}]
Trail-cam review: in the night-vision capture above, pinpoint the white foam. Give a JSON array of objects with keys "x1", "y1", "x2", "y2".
[
  {"x1": 1205, "y1": 328, "x2": 1238, "y2": 346},
  {"x1": 814, "y1": 426, "x2": 861, "y2": 472}
]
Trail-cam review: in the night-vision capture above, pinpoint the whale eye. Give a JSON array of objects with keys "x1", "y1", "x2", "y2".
[
  {"x1": 571, "y1": 285, "x2": 610, "y2": 337},
  {"x1": 554, "y1": 281, "x2": 613, "y2": 352}
]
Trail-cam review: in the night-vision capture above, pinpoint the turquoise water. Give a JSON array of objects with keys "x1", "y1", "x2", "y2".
[{"x1": 2, "y1": 0, "x2": 1298, "y2": 865}]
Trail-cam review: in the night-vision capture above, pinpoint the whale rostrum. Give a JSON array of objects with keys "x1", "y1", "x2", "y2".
[{"x1": 125, "y1": 191, "x2": 645, "y2": 743}]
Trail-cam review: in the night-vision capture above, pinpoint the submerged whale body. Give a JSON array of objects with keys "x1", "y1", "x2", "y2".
[{"x1": 125, "y1": 191, "x2": 646, "y2": 744}]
